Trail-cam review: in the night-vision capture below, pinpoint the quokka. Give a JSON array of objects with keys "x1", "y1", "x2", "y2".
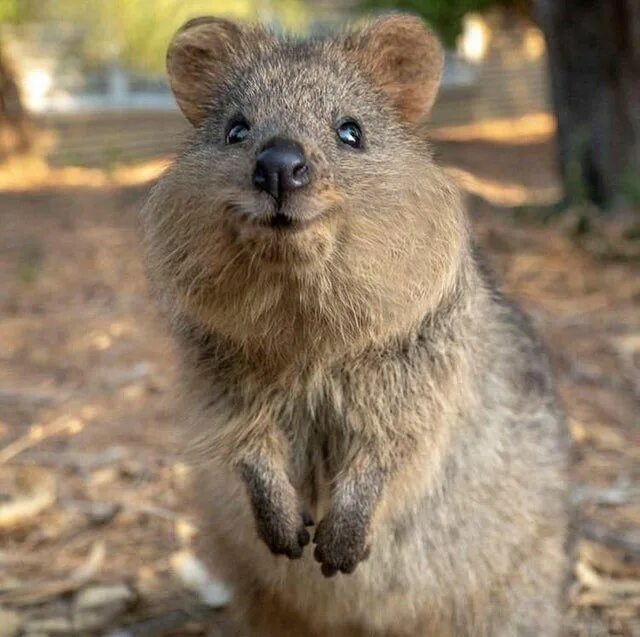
[{"x1": 141, "y1": 13, "x2": 568, "y2": 636}]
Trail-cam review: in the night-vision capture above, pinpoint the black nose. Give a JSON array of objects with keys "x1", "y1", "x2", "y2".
[{"x1": 253, "y1": 138, "x2": 310, "y2": 201}]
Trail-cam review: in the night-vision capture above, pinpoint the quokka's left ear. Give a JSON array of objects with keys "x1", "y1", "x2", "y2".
[
  {"x1": 166, "y1": 17, "x2": 246, "y2": 126},
  {"x1": 342, "y1": 14, "x2": 444, "y2": 123}
]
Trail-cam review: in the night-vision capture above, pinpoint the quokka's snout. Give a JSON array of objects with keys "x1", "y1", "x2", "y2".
[{"x1": 253, "y1": 137, "x2": 311, "y2": 201}]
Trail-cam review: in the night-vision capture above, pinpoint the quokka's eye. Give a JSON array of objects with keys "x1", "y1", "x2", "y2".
[
  {"x1": 226, "y1": 118, "x2": 251, "y2": 144},
  {"x1": 336, "y1": 119, "x2": 363, "y2": 149}
]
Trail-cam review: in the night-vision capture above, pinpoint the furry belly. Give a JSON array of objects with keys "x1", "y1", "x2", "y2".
[{"x1": 193, "y1": 465, "x2": 440, "y2": 635}]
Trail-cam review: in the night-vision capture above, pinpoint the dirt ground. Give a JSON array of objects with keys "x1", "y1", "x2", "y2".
[{"x1": 0, "y1": 118, "x2": 639, "y2": 636}]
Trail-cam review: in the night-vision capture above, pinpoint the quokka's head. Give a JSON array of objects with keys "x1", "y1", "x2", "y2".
[{"x1": 142, "y1": 14, "x2": 467, "y2": 357}]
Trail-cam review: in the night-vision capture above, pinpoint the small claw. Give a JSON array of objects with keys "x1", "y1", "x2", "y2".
[
  {"x1": 339, "y1": 561, "x2": 357, "y2": 574},
  {"x1": 298, "y1": 527, "x2": 311, "y2": 546},
  {"x1": 284, "y1": 544, "x2": 303, "y2": 559},
  {"x1": 321, "y1": 563, "x2": 338, "y2": 577}
]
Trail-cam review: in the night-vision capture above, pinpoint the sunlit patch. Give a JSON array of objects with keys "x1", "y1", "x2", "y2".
[
  {"x1": 23, "y1": 69, "x2": 53, "y2": 112},
  {"x1": 430, "y1": 113, "x2": 556, "y2": 145},
  {"x1": 0, "y1": 156, "x2": 169, "y2": 192},
  {"x1": 92, "y1": 332, "x2": 113, "y2": 351},
  {"x1": 459, "y1": 14, "x2": 490, "y2": 63},
  {"x1": 444, "y1": 166, "x2": 561, "y2": 207}
]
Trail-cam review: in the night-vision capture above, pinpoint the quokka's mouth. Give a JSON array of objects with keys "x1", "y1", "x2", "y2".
[
  {"x1": 269, "y1": 212, "x2": 294, "y2": 228},
  {"x1": 226, "y1": 200, "x2": 331, "y2": 238},
  {"x1": 261, "y1": 212, "x2": 319, "y2": 232}
]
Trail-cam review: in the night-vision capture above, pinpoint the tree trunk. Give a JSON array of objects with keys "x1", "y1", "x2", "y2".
[
  {"x1": 533, "y1": 0, "x2": 640, "y2": 209},
  {"x1": 0, "y1": 42, "x2": 31, "y2": 161}
]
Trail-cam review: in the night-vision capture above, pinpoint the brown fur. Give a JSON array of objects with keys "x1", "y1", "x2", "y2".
[{"x1": 141, "y1": 14, "x2": 568, "y2": 636}]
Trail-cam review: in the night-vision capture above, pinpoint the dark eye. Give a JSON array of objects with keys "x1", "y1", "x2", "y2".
[
  {"x1": 336, "y1": 119, "x2": 363, "y2": 149},
  {"x1": 226, "y1": 118, "x2": 250, "y2": 144}
]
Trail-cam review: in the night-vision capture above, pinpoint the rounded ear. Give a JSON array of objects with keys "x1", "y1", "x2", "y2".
[
  {"x1": 166, "y1": 17, "x2": 244, "y2": 126},
  {"x1": 343, "y1": 14, "x2": 444, "y2": 123}
]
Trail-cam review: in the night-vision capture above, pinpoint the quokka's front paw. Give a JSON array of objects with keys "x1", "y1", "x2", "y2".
[
  {"x1": 313, "y1": 510, "x2": 371, "y2": 577},
  {"x1": 255, "y1": 505, "x2": 313, "y2": 559},
  {"x1": 241, "y1": 462, "x2": 313, "y2": 560}
]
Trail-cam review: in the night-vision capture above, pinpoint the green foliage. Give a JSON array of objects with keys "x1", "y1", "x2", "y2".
[
  {"x1": 75, "y1": 0, "x2": 310, "y2": 74},
  {"x1": 0, "y1": 0, "x2": 309, "y2": 74},
  {"x1": 361, "y1": 0, "x2": 524, "y2": 47},
  {"x1": 0, "y1": 0, "x2": 19, "y2": 22}
]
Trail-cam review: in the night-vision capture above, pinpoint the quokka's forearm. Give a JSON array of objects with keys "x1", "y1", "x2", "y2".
[
  {"x1": 313, "y1": 422, "x2": 419, "y2": 576},
  {"x1": 240, "y1": 455, "x2": 312, "y2": 559}
]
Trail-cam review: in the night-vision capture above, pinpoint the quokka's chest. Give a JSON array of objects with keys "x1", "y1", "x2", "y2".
[{"x1": 269, "y1": 385, "x2": 352, "y2": 505}]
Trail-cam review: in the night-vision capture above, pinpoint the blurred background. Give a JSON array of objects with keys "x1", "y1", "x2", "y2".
[{"x1": 0, "y1": 1, "x2": 638, "y2": 636}]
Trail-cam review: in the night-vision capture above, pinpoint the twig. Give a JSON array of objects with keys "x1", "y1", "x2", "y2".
[
  {"x1": 576, "y1": 561, "x2": 640, "y2": 596},
  {"x1": 11, "y1": 446, "x2": 127, "y2": 470},
  {"x1": 0, "y1": 414, "x2": 86, "y2": 464},
  {"x1": 0, "y1": 466, "x2": 56, "y2": 529},
  {"x1": 0, "y1": 541, "x2": 105, "y2": 605},
  {"x1": 106, "y1": 604, "x2": 222, "y2": 637}
]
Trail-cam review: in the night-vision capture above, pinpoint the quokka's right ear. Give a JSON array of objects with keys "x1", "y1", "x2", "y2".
[
  {"x1": 342, "y1": 14, "x2": 444, "y2": 123},
  {"x1": 166, "y1": 17, "x2": 243, "y2": 126}
]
